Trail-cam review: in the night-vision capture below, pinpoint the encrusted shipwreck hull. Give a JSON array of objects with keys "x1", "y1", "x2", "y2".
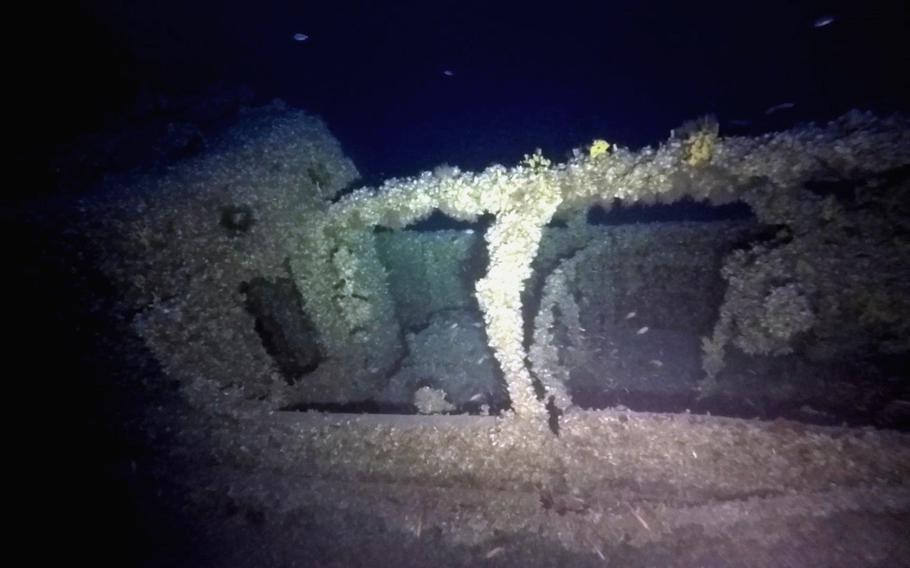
[
  {"x1": 188, "y1": 409, "x2": 909, "y2": 566},
  {"x1": 37, "y1": 104, "x2": 910, "y2": 566}
]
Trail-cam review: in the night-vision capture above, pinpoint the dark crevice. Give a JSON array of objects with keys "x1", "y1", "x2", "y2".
[
  {"x1": 279, "y1": 399, "x2": 507, "y2": 416},
  {"x1": 240, "y1": 273, "x2": 322, "y2": 384},
  {"x1": 572, "y1": 387, "x2": 910, "y2": 432},
  {"x1": 545, "y1": 396, "x2": 562, "y2": 435}
]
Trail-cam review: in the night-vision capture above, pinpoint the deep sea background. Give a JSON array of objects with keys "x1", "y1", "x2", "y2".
[{"x1": 8, "y1": 0, "x2": 909, "y2": 201}]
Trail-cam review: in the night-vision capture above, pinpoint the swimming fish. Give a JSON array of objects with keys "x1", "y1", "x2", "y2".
[
  {"x1": 485, "y1": 547, "x2": 505, "y2": 559},
  {"x1": 811, "y1": 15, "x2": 835, "y2": 28},
  {"x1": 765, "y1": 102, "x2": 796, "y2": 115},
  {"x1": 293, "y1": 33, "x2": 309, "y2": 42}
]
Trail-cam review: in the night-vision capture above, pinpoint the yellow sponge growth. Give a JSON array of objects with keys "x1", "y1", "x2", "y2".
[
  {"x1": 588, "y1": 139, "x2": 611, "y2": 159},
  {"x1": 682, "y1": 118, "x2": 719, "y2": 166}
]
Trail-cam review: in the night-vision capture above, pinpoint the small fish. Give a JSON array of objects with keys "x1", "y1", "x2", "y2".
[
  {"x1": 485, "y1": 547, "x2": 505, "y2": 559},
  {"x1": 765, "y1": 102, "x2": 796, "y2": 115},
  {"x1": 449, "y1": 322, "x2": 459, "y2": 329},
  {"x1": 464, "y1": 228, "x2": 474, "y2": 234},
  {"x1": 293, "y1": 33, "x2": 309, "y2": 42},
  {"x1": 627, "y1": 503, "x2": 651, "y2": 532},
  {"x1": 470, "y1": 393, "x2": 484, "y2": 402},
  {"x1": 649, "y1": 359, "x2": 663, "y2": 367},
  {"x1": 625, "y1": 311, "x2": 637, "y2": 319},
  {"x1": 811, "y1": 15, "x2": 835, "y2": 28},
  {"x1": 636, "y1": 326, "x2": 649, "y2": 335},
  {"x1": 442, "y1": 69, "x2": 455, "y2": 77}
]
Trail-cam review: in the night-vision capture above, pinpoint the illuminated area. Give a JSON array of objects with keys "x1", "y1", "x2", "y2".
[
  {"x1": 27, "y1": 108, "x2": 910, "y2": 566},
  {"x1": 12, "y1": 2, "x2": 910, "y2": 566}
]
